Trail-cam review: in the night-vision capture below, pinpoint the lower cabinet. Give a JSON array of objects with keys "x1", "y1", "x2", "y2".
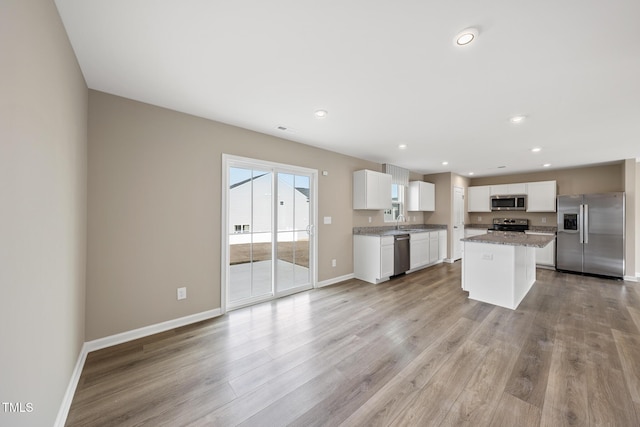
[
  {"x1": 409, "y1": 233, "x2": 430, "y2": 270},
  {"x1": 354, "y1": 235, "x2": 395, "y2": 284},
  {"x1": 409, "y1": 230, "x2": 447, "y2": 271},
  {"x1": 429, "y1": 232, "x2": 439, "y2": 264},
  {"x1": 526, "y1": 231, "x2": 556, "y2": 267},
  {"x1": 438, "y1": 230, "x2": 447, "y2": 261},
  {"x1": 354, "y1": 230, "x2": 448, "y2": 284},
  {"x1": 380, "y1": 240, "x2": 395, "y2": 278}
]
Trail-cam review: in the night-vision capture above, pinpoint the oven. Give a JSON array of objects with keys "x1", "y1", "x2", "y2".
[{"x1": 488, "y1": 218, "x2": 529, "y2": 233}]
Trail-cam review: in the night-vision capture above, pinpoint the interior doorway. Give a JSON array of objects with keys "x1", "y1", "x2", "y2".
[
  {"x1": 222, "y1": 155, "x2": 317, "y2": 311},
  {"x1": 452, "y1": 186, "x2": 465, "y2": 261}
]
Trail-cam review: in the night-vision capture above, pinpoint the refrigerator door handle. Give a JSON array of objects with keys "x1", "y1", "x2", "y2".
[
  {"x1": 583, "y1": 204, "x2": 589, "y2": 244},
  {"x1": 579, "y1": 204, "x2": 584, "y2": 243}
]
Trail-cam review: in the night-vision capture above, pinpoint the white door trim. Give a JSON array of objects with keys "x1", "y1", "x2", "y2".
[{"x1": 221, "y1": 154, "x2": 318, "y2": 313}]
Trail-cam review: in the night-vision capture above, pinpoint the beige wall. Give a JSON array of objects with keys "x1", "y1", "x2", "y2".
[
  {"x1": 624, "y1": 159, "x2": 637, "y2": 278},
  {"x1": 470, "y1": 162, "x2": 638, "y2": 278},
  {"x1": 471, "y1": 163, "x2": 624, "y2": 194},
  {"x1": 0, "y1": 1, "x2": 87, "y2": 426},
  {"x1": 469, "y1": 163, "x2": 625, "y2": 226},
  {"x1": 88, "y1": 90, "x2": 417, "y2": 340},
  {"x1": 637, "y1": 161, "x2": 640, "y2": 276}
]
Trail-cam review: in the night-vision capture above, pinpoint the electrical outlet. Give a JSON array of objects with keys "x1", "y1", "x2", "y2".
[
  {"x1": 477, "y1": 216, "x2": 482, "y2": 222},
  {"x1": 177, "y1": 287, "x2": 187, "y2": 300},
  {"x1": 368, "y1": 217, "x2": 372, "y2": 223},
  {"x1": 332, "y1": 259, "x2": 337, "y2": 267},
  {"x1": 541, "y1": 217, "x2": 547, "y2": 223}
]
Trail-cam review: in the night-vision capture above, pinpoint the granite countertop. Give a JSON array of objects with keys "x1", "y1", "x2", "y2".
[
  {"x1": 353, "y1": 224, "x2": 447, "y2": 237},
  {"x1": 527, "y1": 226, "x2": 557, "y2": 233},
  {"x1": 461, "y1": 231, "x2": 555, "y2": 248},
  {"x1": 465, "y1": 224, "x2": 557, "y2": 233},
  {"x1": 465, "y1": 223, "x2": 492, "y2": 229}
]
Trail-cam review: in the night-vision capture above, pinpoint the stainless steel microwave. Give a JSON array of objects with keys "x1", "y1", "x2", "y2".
[{"x1": 490, "y1": 194, "x2": 527, "y2": 211}]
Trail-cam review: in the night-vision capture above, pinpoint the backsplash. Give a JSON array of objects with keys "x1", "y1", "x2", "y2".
[{"x1": 353, "y1": 224, "x2": 447, "y2": 234}]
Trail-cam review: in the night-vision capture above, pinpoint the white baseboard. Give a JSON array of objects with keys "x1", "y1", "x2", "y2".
[
  {"x1": 624, "y1": 274, "x2": 639, "y2": 282},
  {"x1": 316, "y1": 273, "x2": 355, "y2": 288},
  {"x1": 56, "y1": 308, "x2": 223, "y2": 426},
  {"x1": 54, "y1": 342, "x2": 89, "y2": 427},
  {"x1": 85, "y1": 308, "x2": 222, "y2": 353},
  {"x1": 444, "y1": 258, "x2": 457, "y2": 263}
]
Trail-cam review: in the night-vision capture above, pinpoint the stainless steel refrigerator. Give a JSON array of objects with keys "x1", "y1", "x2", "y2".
[{"x1": 556, "y1": 192, "x2": 625, "y2": 278}]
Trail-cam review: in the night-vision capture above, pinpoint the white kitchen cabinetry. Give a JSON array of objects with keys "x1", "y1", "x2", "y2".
[
  {"x1": 407, "y1": 181, "x2": 435, "y2": 211},
  {"x1": 467, "y1": 186, "x2": 491, "y2": 212},
  {"x1": 526, "y1": 231, "x2": 556, "y2": 268},
  {"x1": 438, "y1": 230, "x2": 447, "y2": 261},
  {"x1": 526, "y1": 181, "x2": 557, "y2": 212},
  {"x1": 409, "y1": 230, "x2": 447, "y2": 271},
  {"x1": 462, "y1": 228, "x2": 487, "y2": 260},
  {"x1": 353, "y1": 170, "x2": 392, "y2": 210},
  {"x1": 429, "y1": 232, "x2": 439, "y2": 264},
  {"x1": 464, "y1": 228, "x2": 488, "y2": 238},
  {"x1": 490, "y1": 183, "x2": 527, "y2": 195},
  {"x1": 409, "y1": 232, "x2": 430, "y2": 270},
  {"x1": 354, "y1": 235, "x2": 395, "y2": 284}
]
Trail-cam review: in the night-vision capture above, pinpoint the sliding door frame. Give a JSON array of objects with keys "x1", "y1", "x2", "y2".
[{"x1": 221, "y1": 154, "x2": 318, "y2": 314}]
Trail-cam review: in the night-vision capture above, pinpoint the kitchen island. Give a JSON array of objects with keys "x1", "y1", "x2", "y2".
[{"x1": 461, "y1": 232, "x2": 555, "y2": 309}]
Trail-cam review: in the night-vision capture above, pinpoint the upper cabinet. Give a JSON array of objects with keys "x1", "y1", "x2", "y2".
[
  {"x1": 526, "y1": 180, "x2": 557, "y2": 212},
  {"x1": 353, "y1": 169, "x2": 392, "y2": 210},
  {"x1": 467, "y1": 180, "x2": 557, "y2": 213},
  {"x1": 490, "y1": 183, "x2": 527, "y2": 195},
  {"x1": 467, "y1": 185, "x2": 491, "y2": 212},
  {"x1": 407, "y1": 181, "x2": 435, "y2": 211}
]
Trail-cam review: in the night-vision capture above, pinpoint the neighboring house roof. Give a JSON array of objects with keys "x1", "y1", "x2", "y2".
[
  {"x1": 295, "y1": 187, "x2": 310, "y2": 199},
  {"x1": 229, "y1": 173, "x2": 268, "y2": 190},
  {"x1": 230, "y1": 174, "x2": 309, "y2": 199}
]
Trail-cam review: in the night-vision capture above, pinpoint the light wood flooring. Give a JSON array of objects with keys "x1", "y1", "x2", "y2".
[{"x1": 66, "y1": 262, "x2": 640, "y2": 426}]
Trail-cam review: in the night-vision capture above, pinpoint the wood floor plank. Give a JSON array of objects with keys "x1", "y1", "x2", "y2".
[
  {"x1": 611, "y1": 329, "x2": 640, "y2": 404},
  {"x1": 628, "y1": 306, "x2": 640, "y2": 333},
  {"x1": 489, "y1": 392, "x2": 541, "y2": 426},
  {"x1": 539, "y1": 333, "x2": 588, "y2": 427},
  {"x1": 439, "y1": 338, "x2": 520, "y2": 426},
  {"x1": 391, "y1": 340, "x2": 489, "y2": 426},
  {"x1": 64, "y1": 264, "x2": 640, "y2": 427},
  {"x1": 339, "y1": 317, "x2": 482, "y2": 426},
  {"x1": 504, "y1": 321, "x2": 556, "y2": 408},
  {"x1": 585, "y1": 361, "x2": 640, "y2": 426}
]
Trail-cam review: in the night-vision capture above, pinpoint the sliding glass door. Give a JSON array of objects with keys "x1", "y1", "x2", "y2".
[
  {"x1": 276, "y1": 173, "x2": 311, "y2": 292},
  {"x1": 225, "y1": 156, "x2": 316, "y2": 310}
]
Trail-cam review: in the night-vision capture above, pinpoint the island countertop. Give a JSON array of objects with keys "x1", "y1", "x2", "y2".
[{"x1": 461, "y1": 231, "x2": 555, "y2": 248}]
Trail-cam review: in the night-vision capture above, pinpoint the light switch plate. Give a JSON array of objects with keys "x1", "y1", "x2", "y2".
[{"x1": 324, "y1": 216, "x2": 332, "y2": 224}]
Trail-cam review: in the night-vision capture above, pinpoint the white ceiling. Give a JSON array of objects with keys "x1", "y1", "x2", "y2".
[{"x1": 55, "y1": 0, "x2": 640, "y2": 177}]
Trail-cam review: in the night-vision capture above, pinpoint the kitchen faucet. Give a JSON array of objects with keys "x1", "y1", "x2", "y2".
[{"x1": 396, "y1": 214, "x2": 406, "y2": 230}]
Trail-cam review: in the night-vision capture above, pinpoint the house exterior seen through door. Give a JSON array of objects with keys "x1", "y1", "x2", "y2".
[{"x1": 223, "y1": 155, "x2": 317, "y2": 311}]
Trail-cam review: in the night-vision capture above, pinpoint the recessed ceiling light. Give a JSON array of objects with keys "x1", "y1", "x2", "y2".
[
  {"x1": 454, "y1": 28, "x2": 479, "y2": 46},
  {"x1": 543, "y1": 163, "x2": 551, "y2": 167},
  {"x1": 468, "y1": 172, "x2": 475, "y2": 176},
  {"x1": 531, "y1": 147, "x2": 542, "y2": 153},
  {"x1": 314, "y1": 109, "x2": 328, "y2": 118},
  {"x1": 442, "y1": 161, "x2": 449, "y2": 165},
  {"x1": 398, "y1": 144, "x2": 407, "y2": 150},
  {"x1": 510, "y1": 115, "x2": 526, "y2": 123}
]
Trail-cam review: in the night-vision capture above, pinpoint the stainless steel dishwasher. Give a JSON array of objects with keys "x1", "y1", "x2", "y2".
[{"x1": 394, "y1": 234, "x2": 410, "y2": 275}]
